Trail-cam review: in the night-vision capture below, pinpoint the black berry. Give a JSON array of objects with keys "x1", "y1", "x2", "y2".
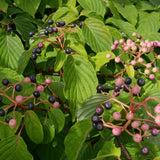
[
  {"x1": 92, "y1": 122, "x2": 97, "y2": 129},
  {"x1": 29, "y1": 31, "x2": 34, "y2": 37},
  {"x1": 27, "y1": 102, "x2": 34, "y2": 110},
  {"x1": 55, "y1": 22, "x2": 60, "y2": 27},
  {"x1": 44, "y1": 30, "x2": 48, "y2": 35},
  {"x1": 33, "y1": 91, "x2": 40, "y2": 98},
  {"x1": 0, "y1": 96, "x2": 3, "y2": 102},
  {"x1": 124, "y1": 85, "x2": 131, "y2": 92},
  {"x1": 36, "y1": 48, "x2": 41, "y2": 54},
  {"x1": 47, "y1": 27, "x2": 53, "y2": 34},
  {"x1": 134, "y1": 65, "x2": 139, "y2": 70},
  {"x1": 104, "y1": 102, "x2": 112, "y2": 110},
  {"x1": 29, "y1": 75, "x2": 36, "y2": 83},
  {"x1": 95, "y1": 107, "x2": 104, "y2": 115},
  {"x1": 7, "y1": 27, "x2": 12, "y2": 32},
  {"x1": 137, "y1": 78, "x2": 145, "y2": 86},
  {"x1": 125, "y1": 77, "x2": 132, "y2": 84},
  {"x1": 96, "y1": 121, "x2": 104, "y2": 131},
  {"x1": 151, "y1": 128, "x2": 158, "y2": 136},
  {"x1": 0, "y1": 109, "x2": 5, "y2": 116},
  {"x1": 32, "y1": 48, "x2": 36, "y2": 54},
  {"x1": 2, "y1": 78, "x2": 9, "y2": 86},
  {"x1": 48, "y1": 19, "x2": 54, "y2": 25},
  {"x1": 45, "y1": 26, "x2": 49, "y2": 30},
  {"x1": 92, "y1": 115, "x2": 99, "y2": 123},
  {"x1": 65, "y1": 48, "x2": 71, "y2": 54},
  {"x1": 15, "y1": 84, "x2": 23, "y2": 92},
  {"x1": 31, "y1": 53, "x2": 37, "y2": 60},
  {"x1": 114, "y1": 86, "x2": 120, "y2": 92},
  {"x1": 5, "y1": 116, "x2": 12, "y2": 123},
  {"x1": 71, "y1": 23, "x2": 76, "y2": 28},
  {"x1": 97, "y1": 85, "x2": 104, "y2": 93},
  {"x1": 48, "y1": 96, "x2": 55, "y2": 103},
  {"x1": 59, "y1": 21, "x2": 65, "y2": 26},
  {"x1": 141, "y1": 147, "x2": 149, "y2": 155}
]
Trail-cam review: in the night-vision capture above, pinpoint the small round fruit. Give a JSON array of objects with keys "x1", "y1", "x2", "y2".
[
  {"x1": 48, "y1": 27, "x2": 53, "y2": 34},
  {"x1": 29, "y1": 31, "x2": 34, "y2": 37},
  {"x1": 7, "y1": 27, "x2": 12, "y2": 32},
  {"x1": 15, "y1": 84, "x2": 23, "y2": 92},
  {"x1": 48, "y1": 95, "x2": 55, "y2": 103},
  {"x1": 126, "y1": 112, "x2": 134, "y2": 120},
  {"x1": 45, "y1": 78, "x2": 52, "y2": 84},
  {"x1": 92, "y1": 122, "x2": 97, "y2": 129},
  {"x1": 113, "y1": 112, "x2": 121, "y2": 120},
  {"x1": 53, "y1": 27, "x2": 58, "y2": 32},
  {"x1": 24, "y1": 77, "x2": 31, "y2": 83},
  {"x1": 155, "y1": 115, "x2": 160, "y2": 124},
  {"x1": 104, "y1": 102, "x2": 112, "y2": 110},
  {"x1": 132, "y1": 86, "x2": 140, "y2": 94},
  {"x1": 124, "y1": 77, "x2": 132, "y2": 84},
  {"x1": 0, "y1": 109, "x2": 5, "y2": 116},
  {"x1": 134, "y1": 65, "x2": 139, "y2": 70},
  {"x1": 154, "y1": 104, "x2": 160, "y2": 114},
  {"x1": 65, "y1": 48, "x2": 71, "y2": 54},
  {"x1": 55, "y1": 22, "x2": 60, "y2": 27},
  {"x1": 112, "y1": 127, "x2": 122, "y2": 136},
  {"x1": 27, "y1": 102, "x2": 34, "y2": 110},
  {"x1": 124, "y1": 85, "x2": 131, "y2": 92},
  {"x1": 151, "y1": 128, "x2": 159, "y2": 136},
  {"x1": 95, "y1": 107, "x2": 104, "y2": 115},
  {"x1": 137, "y1": 35, "x2": 142, "y2": 39},
  {"x1": 44, "y1": 30, "x2": 48, "y2": 35},
  {"x1": 38, "y1": 42, "x2": 43, "y2": 49},
  {"x1": 36, "y1": 48, "x2": 41, "y2": 54},
  {"x1": 59, "y1": 21, "x2": 65, "y2": 26},
  {"x1": 115, "y1": 77, "x2": 123, "y2": 86},
  {"x1": 97, "y1": 85, "x2": 104, "y2": 92},
  {"x1": 30, "y1": 75, "x2": 36, "y2": 83},
  {"x1": 133, "y1": 134, "x2": 142, "y2": 142},
  {"x1": 0, "y1": 95, "x2": 3, "y2": 102},
  {"x1": 37, "y1": 85, "x2": 44, "y2": 92},
  {"x1": 33, "y1": 91, "x2": 40, "y2": 98},
  {"x1": 92, "y1": 115, "x2": 99, "y2": 123},
  {"x1": 149, "y1": 74, "x2": 155, "y2": 80},
  {"x1": 114, "y1": 86, "x2": 120, "y2": 92},
  {"x1": 5, "y1": 116, "x2": 12, "y2": 123},
  {"x1": 48, "y1": 19, "x2": 53, "y2": 25},
  {"x1": 131, "y1": 121, "x2": 140, "y2": 129},
  {"x1": 2, "y1": 78, "x2": 9, "y2": 86},
  {"x1": 16, "y1": 95, "x2": 24, "y2": 103},
  {"x1": 141, "y1": 124, "x2": 149, "y2": 131},
  {"x1": 32, "y1": 48, "x2": 37, "y2": 54},
  {"x1": 71, "y1": 23, "x2": 76, "y2": 28},
  {"x1": 31, "y1": 53, "x2": 37, "y2": 60},
  {"x1": 53, "y1": 101, "x2": 60, "y2": 108},
  {"x1": 9, "y1": 119, "x2": 17, "y2": 129},
  {"x1": 141, "y1": 147, "x2": 149, "y2": 155},
  {"x1": 96, "y1": 121, "x2": 104, "y2": 131},
  {"x1": 137, "y1": 78, "x2": 145, "y2": 86}
]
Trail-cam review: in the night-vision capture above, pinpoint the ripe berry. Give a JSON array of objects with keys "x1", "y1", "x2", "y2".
[
  {"x1": 45, "y1": 78, "x2": 52, "y2": 84},
  {"x1": 5, "y1": 116, "x2": 12, "y2": 123},
  {"x1": 112, "y1": 127, "x2": 122, "y2": 136},
  {"x1": 2, "y1": 78, "x2": 9, "y2": 86},
  {"x1": 151, "y1": 128, "x2": 158, "y2": 136},
  {"x1": 141, "y1": 124, "x2": 149, "y2": 131},
  {"x1": 48, "y1": 95, "x2": 55, "y2": 103},
  {"x1": 133, "y1": 134, "x2": 142, "y2": 142},
  {"x1": 97, "y1": 85, "x2": 104, "y2": 93},
  {"x1": 48, "y1": 19, "x2": 53, "y2": 25},
  {"x1": 55, "y1": 22, "x2": 60, "y2": 27},
  {"x1": 71, "y1": 23, "x2": 76, "y2": 28},
  {"x1": 124, "y1": 85, "x2": 131, "y2": 92},
  {"x1": 92, "y1": 122, "x2": 97, "y2": 129},
  {"x1": 96, "y1": 121, "x2": 104, "y2": 131},
  {"x1": 125, "y1": 77, "x2": 132, "y2": 84},
  {"x1": 0, "y1": 109, "x2": 5, "y2": 116},
  {"x1": 44, "y1": 30, "x2": 48, "y2": 35},
  {"x1": 9, "y1": 119, "x2": 17, "y2": 129},
  {"x1": 27, "y1": 102, "x2": 34, "y2": 110},
  {"x1": 33, "y1": 91, "x2": 40, "y2": 98},
  {"x1": 104, "y1": 102, "x2": 112, "y2": 110},
  {"x1": 59, "y1": 21, "x2": 65, "y2": 26},
  {"x1": 29, "y1": 31, "x2": 34, "y2": 37},
  {"x1": 53, "y1": 27, "x2": 58, "y2": 32},
  {"x1": 141, "y1": 147, "x2": 149, "y2": 155},
  {"x1": 92, "y1": 115, "x2": 99, "y2": 123},
  {"x1": 154, "y1": 104, "x2": 160, "y2": 114},
  {"x1": 37, "y1": 85, "x2": 44, "y2": 92},
  {"x1": 65, "y1": 48, "x2": 71, "y2": 54},
  {"x1": 30, "y1": 75, "x2": 36, "y2": 83},
  {"x1": 32, "y1": 48, "x2": 36, "y2": 54},
  {"x1": 31, "y1": 53, "x2": 37, "y2": 60},
  {"x1": 114, "y1": 86, "x2": 120, "y2": 92},
  {"x1": 7, "y1": 27, "x2": 12, "y2": 32},
  {"x1": 137, "y1": 78, "x2": 145, "y2": 86},
  {"x1": 36, "y1": 48, "x2": 41, "y2": 54},
  {"x1": 38, "y1": 42, "x2": 43, "y2": 49},
  {"x1": 113, "y1": 112, "x2": 121, "y2": 120},
  {"x1": 134, "y1": 65, "x2": 139, "y2": 70},
  {"x1": 95, "y1": 107, "x2": 104, "y2": 115},
  {"x1": 16, "y1": 95, "x2": 24, "y2": 103},
  {"x1": 53, "y1": 101, "x2": 60, "y2": 108},
  {"x1": 15, "y1": 84, "x2": 23, "y2": 92},
  {"x1": 115, "y1": 77, "x2": 123, "y2": 86},
  {"x1": 132, "y1": 86, "x2": 140, "y2": 94},
  {"x1": 126, "y1": 112, "x2": 134, "y2": 120},
  {"x1": 0, "y1": 95, "x2": 3, "y2": 102},
  {"x1": 137, "y1": 35, "x2": 142, "y2": 39}
]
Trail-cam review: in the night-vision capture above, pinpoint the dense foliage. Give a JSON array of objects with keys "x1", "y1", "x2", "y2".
[{"x1": 1, "y1": 0, "x2": 160, "y2": 159}]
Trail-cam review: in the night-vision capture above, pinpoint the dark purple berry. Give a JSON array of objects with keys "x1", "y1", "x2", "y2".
[
  {"x1": 97, "y1": 85, "x2": 104, "y2": 93},
  {"x1": 124, "y1": 85, "x2": 131, "y2": 92},
  {"x1": 53, "y1": 27, "x2": 58, "y2": 32},
  {"x1": 104, "y1": 102, "x2": 112, "y2": 110},
  {"x1": 7, "y1": 27, "x2": 12, "y2": 32},
  {"x1": 44, "y1": 30, "x2": 48, "y2": 35},
  {"x1": 48, "y1": 27, "x2": 53, "y2": 33},
  {"x1": 29, "y1": 31, "x2": 34, "y2": 37},
  {"x1": 141, "y1": 147, "x2": 149, "y2": 155},
  {"x1": 38, "y1": 43, "x2": 43, "y2": 49},
  {"x1": 45, "y1": 26, "x2": 49, "y2": 30},
  {"x1": 114, "y1": 86, "x2": 120, "y2": 92},
  {"x1": 137, "y1": 35, "x2": 142, "y2": 39},
  {"x1": 96, "y1": 121, "x2": 104, "y2": 131},
  {"x1": 153, "y1": 42, "x2": 158, "y2": 48},
  {"x1": 92, "y1": 115, "x2": 99, "y2": 123},
  {"x1": 48, "y1": 19, "x2": 54, "y2": 25},
  {"x1": 2, "y1": 78, "x2": 9, "y2": 86},
  {"x1": 55, "y1": 22, "x2": 60, "y2": 27},
  {"x1": 32, "y1": 48, "x2": 36, "y2": 54},
  {"x1": 59, "y1": 21, "x2": 65, "y2": 26},
  {"x1": 27, "y1": 102, "x2": 34, "y2": 110},
  {"x1": 65, "y1": 48, "x2": 71, "y2": 54},
  {"x1": 5, "y1": 116, "x2": 12, "y2": 123},
  {"x1": 36, "y1": 48, "x2": 41, "y2": 54},
  {"x1": 48, "y1": 96, "x2": 55, "y2": 103},
  {"x1": 10, "y1": 19, "x2": 13, "y2": 23},
  {"x1": 95, "y1": 107, "x2": 104, "y2": 115},
  {"x1": 125, "y1": 77, "x2": 132, "y2": 84},
  {"x1": 29, "y1": 75, "x2": 36, "y2": 83},
  {"x1": 137, "y1": 78, "x2": 145, "y2": 86},
  {"x1": 134, "y1": 65, "x2": 139, "y2": 70},
  {"x1": 0, "y1": 109, "x2": 5, "y2": 116},
  {"x1": 120, "y1": 85, "x2": 125, "y2": 89},
  {"x1": 92, "y1": 122, "x2": 97, "y2": 129},
  {"x1": 151, "y1": 128, "x2": 159, "y2": 136},
  {"x1": 71, "y1": 23, "x2": 76, "y2": 28},
  {"x1": 31, "y1": 53, "x2": 37, "y2": 60},
  {"x1": 15, "y1": 84, "x2": 23, "y2": 92},
  {"x1": 33, "y1": 91, "x2": 40, "y2": 98}
]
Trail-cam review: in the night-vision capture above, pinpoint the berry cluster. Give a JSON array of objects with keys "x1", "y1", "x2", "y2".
[
  {"x1": 92, "y1": 76, "x2": 160, "y2": 155},
  {"x1": 0, "y1": 76, "x2": 60, "y2": 130},
  {"x1": 107, "y1": 32, "x2": 160, "y2": 80}
]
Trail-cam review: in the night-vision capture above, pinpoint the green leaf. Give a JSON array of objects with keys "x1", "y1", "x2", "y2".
[
  {"x1": 64, "y1": 119, "x2": 92, "y2": 160},
  {"x1": 64, "y1": 0, "x2": 76, "y2": 7},
  {"x1": 137, "y1": 11, "x2": 160, "y2": 35},
  {"x1": 0, "y1": 29, "x2": 24, "y2": 70},
  {"x1": 14, "y1": 0, "x2": 41, "y2": 16},
  {"x1": 141, "y1": 32, "x2": 160, "y2": 41},
  {"x1": 106, "y1": 18, "x2": 136, "y2": 38},
  {"x1": 68, "y1": 41, "x2": 88, "y2": 57},
  {"x1": 48, "y1": 108, "x2": 65, "y2": 133},
  {"x1": 54, "y1": 50, "x2": 67, "y2": 72},
  {"x1": 136, "y1": 1, "x2": 155, "y2": 11},
  {"x1": 94, "y1": 141, "x2": 121, "y2": 159},
  {"x1": 77, "y1": 0, "x2": 106, "y2": 17},
  {"x1": 112, "y1": 0, "x2": 138, "y2": 25},
  {"x1": 63, "y1": 55, "x2": 98, "y2": 120},
  {"x1": 0, "y1": 136, "x2": 33, "y2": 160},
  {"x1": 24, "y1": 110, "x2": 44, "y2": 144},
  {"x1": 126, "y1": 65, "x2": 135, "y2": 78},
  {"x1": 82, "y1": 18, "x2": 113, "y2": 52},
  {"x1": 77, "y1": 94, "x2": 109, "y2": 121},
  {"x1": 0, "y1": 0, "x2": 8, "y2": 12},
  {"x1": 90, "y1": 51, "x2": 115, "y2": 71},
  {"x1": 47, "y1": 0, "x2": 62, "y2": 9}
]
